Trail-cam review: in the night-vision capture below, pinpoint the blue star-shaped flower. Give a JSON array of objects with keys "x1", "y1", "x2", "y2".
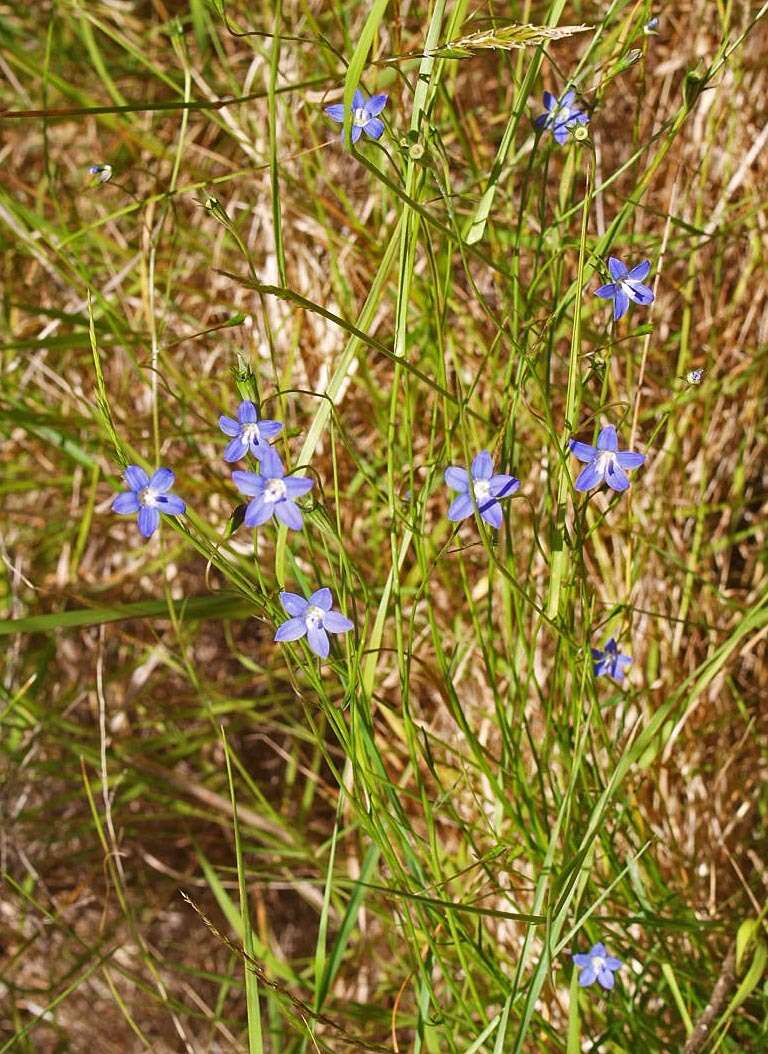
[
  {"x1": 573, "y1": 943, "x2": 622, "y2": 989},
  {"x1": 111, "y1": 465, "x2": 186, "y2": 539},
  {"x1": 274, "y1": 587, "x2": 354, "y2": 659},
  {"x1": 218, "y1": 400, "x2": 282, "y2": 463},
  {"x1": 595, "y1": 257, "x2": 654, "y2": 320},
  {"x1": 569, "y1": 425, "x2": 645, "y2": 493},
  {"x1": 591, "y1": 638, "x2": 632, "y2": 681},
  {"x1": 232, "y1": 447, "x2": 313, "y2": 530},
  {"x1": 444, "y1": 451, "x2": 520, "y2": 529},
  {"x1": 324, "y1": 89, "x2": 388, "y2": 144},
  {"x1": 534, "y1": 90, "x2": 589, "y2": 144}
]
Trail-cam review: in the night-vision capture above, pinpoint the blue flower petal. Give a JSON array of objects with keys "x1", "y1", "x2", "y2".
[
  {"x1": 243, "y1": 496, "x2": 273, "y2": 526},
  {"x1": 283, "y1": 476, "x2": 314, "y2": 498},
  {"x1": 471, "y1": 450, "x2": 493, "y2": 481},
  {"x1": 596, "y1": 426, "x2": 618, "y2": 451},
  {"x1": 280, "y1": 591, "x2": 308, "y2": 617},
  {"x1": 352, "y1": 89, "x2": 365, "y2": 110},
  {"x1": 232, "y1": 470, "x2": 264, "y2": 497},
  {"x1": 444, "y1": 466, "x2": 470, "y2": 492},
  {"x1": 149, "y1": 467, "x2": 175, "y2": 493},
  {"x1": 224, "y1": 436, "x2": 247, "y2": 462},
  {"x1": 488, "y1": 474, "x2": 519, "y2": 498},
  {"x1": 480, "y1": 501, "x2": 503, "y2": 529},
  {"x1": 219, "y1": 414, "x2": 241, "y2": 437},
  {"x1": 137, "y1": 506, "x2": 160, "y2": 538},
  {"x1": 275, "y1": 616, "x2": 308, "y2": 643},
  {"x1": 274, "y1": 499, "x2": 303, "y2": 530},
  {"x1": 364, "y1": 117, "x2": 385, "y2": 139},
  {"x1": 308, "y1": 587, "x2": 332, "y2": 611},
  {"x1": 572, "y1": 954, "x2": 591, "y2": 967},
  {"x1": 324, "y1": 103, "x2": 345, "y2": 123},
  {"x1": 237, "y1": 400, "x2": 258, "y2": 424},
  {"x1": 560, "y1": 89, "x2": 576, "y2": 109},
  {"x1": 350, "y1": 124, "x2": 363, "y2": 144},
  {"x1": 112, "y1": 491, "x2": 140, "y2": 514},
  {"x1": 552, "y1": 125, "x2": 569, "y2": 145},
  {"x1": 365, "y1": 92, "x2": 388, "y2": 116},
  {"x1": 597, "y1": 968, "x2": 615, "y2": 990},
  {"x1": 307, "y1": 624, "x2": 330, "y2": 658},
  {"x1": 605, "y1": 460, "x2": 630, "y2": 492},
  {"x1": 157, "y1": 494, "x2": 185, "y2": 515},
  {"x1": 259, "y1": 447, "x2": 285, "y2": 479},
  {"x1": 594, "y1": 283, "x2": 616, "y2": 299},
  {"x1": 627, "y1": 260, "x2": 651, "y2": 281},
  {"x1": 448, "y1": 494, "x2": 473, "y2": 521},
  {"x1": 542, "y1": 91, "x2": 557, "y2": 111},
  {"x1": 605, "y1": 956, "x2": 623, "y2": 970},
  {"x1": 616, "y1": 450, "x2": 644, "y2": 470},
  {"x1": 578, "y1": 965, "x2": 597, "y2": 987},
  {"x1": 625, "y1": 280, "x2": 654, "y2": 305},
  {"x1": 570, "y1": 440, "x2": 598, "y2": 462},
  {"x1": 613, "y1": 286, "x2": 630, "y2": 319},
  {"x1": 574, "y1": 461, "x2": 605, "y2": 491},
  {"x1": 258, "y1": 419, "x2": 283, "y2": 439},
  {"x1": 124, "y1": 465, "x2": 149, "y2": 492},
  {"x1": 323, "y1": 611, "x2": 354, "y2": 634},
  {"x1": 608, "y1": 257, "x2": 628, "y2": 281}
]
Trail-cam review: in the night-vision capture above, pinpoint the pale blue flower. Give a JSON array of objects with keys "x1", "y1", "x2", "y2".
[
  {"x1": 595, "y1": 257, "x2": 654, "y2": 321},
  {"x1": 534, "y1": 90, "x2": 589, "y2": 144},
  {"x1": 218, "y1": 400, "x2": 282, "y2": 463},
  {"x1": 274, "y1": 588, "x2": 353, "y2": 658},
  {"x1": 570, "y1": 425, "x2": 645, "y2": 493},
  {"x1": 232, "y1": 447, "x2": 313, "y2": 530},
  {"x1": 573, "y1": 943, "x2": 622, "y2": 990},
  {"x1": 111, "y1": 465, "x2": 186, "y2": 539},
  {"x1": 444, "y1": 451, "x2": 520, "y2": 529},
  {"x1": 591, "y1": 638, "x2": 632, "y2": 681},
  {"x1": 324, "y1": 89, "x2": 388, "y2": 144}
]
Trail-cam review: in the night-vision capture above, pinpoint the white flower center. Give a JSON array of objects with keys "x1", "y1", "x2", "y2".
[
  {"x1": 304, "y1": 605, "x2": 325, "y2": 629},
  {"x1": 592, "y1": 955, "x2": 606, "y2": 972},
  {"x1": 473, "y1": 479, "x2": 491, "y2": 502},
  {"x1": 241, "y1": 422, "x2": 261, "y2": 444},
  {"x1": 264, "y1": 477, "x2": 287, "y2": 503},
  {"x1": 558, "y1": 104, "x2": 571, "y2": 122},
  {"x1": 138, "y1": 486, "x2": 158, "y2": 507},
  {"x1": 595, "y1": 450, "x2": 617, "y2": 475},
  {"x1": 352, "y1": 107, "x2": 368, "y2": 127}
]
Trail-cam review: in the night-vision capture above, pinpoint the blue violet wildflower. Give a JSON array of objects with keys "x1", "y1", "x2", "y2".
[
  {"x1": 111, "y1": 466, "x2": 186, "y2": 539},
  {"x1": 232, "y1": 446, "x2": 313, "y2": 530},
  {"x1": 324, "y1": 89, "x2": 388, "y2": 144},
  {"x1": 534, "y1": 90, "x2": 589, "y2": 144},
  {"x1": 88, "y1": 163, "x2": 112, "y2": 183},
  {"x1": 570, "y1": 425, "x2": 644, "y2": 493},
  {"x1": 219, "y1": 399, "x2": 282, "y2": 463},
  {"x1": 592, "y1": 638, "x2": 632, "y2": 682},
  {"x1": 445, "y1": 451, "x2": 519, "y2": 529},
  {"x1": 274, "y1": 588, "x2": 354, "y2": 658},
  {"x1": 595, "y1": 257, "x2": 654, "y2": 321},
  {"x1": 573, "y1": 943, "x2": 623, "y2": 990}
]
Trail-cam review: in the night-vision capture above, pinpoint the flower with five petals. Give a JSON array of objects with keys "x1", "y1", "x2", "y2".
[
  {"x1": 324, "y1": 89, "x2": 388, "y2": 144},
  {"x1": 573, "y1": 943, "x2": 622, "y2": 990},
  {"x1": 218, "y1": 400, "x2": 282, "y2": 463},
  {"x1": 445, "y1": 451, "x2": 520, "y2": 529},
  {"x1": 111, "y1": 465, "x2": 186, "y2": 539},
  {"x1": 232, "y1": 447, "x2": 313, "y2": 530},
  {"x1": 570, "y1": 426, "x2": 644, "y2": 493},
  {"x1": 595, "y1": 257, "x2": 654, "y2": 320},
  {"x1": 274, "y1": 588, "x2": 354, "y2": 658}
]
